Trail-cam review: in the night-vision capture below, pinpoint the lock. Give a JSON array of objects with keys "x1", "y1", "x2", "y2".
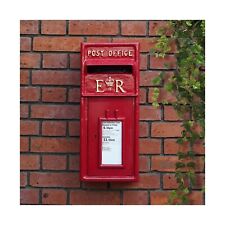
[{"x1": 80, "y1": 43, "x2": 139, "y2": 181}]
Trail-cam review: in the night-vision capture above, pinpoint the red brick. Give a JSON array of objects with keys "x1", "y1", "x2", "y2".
[
  {"x1": 20, "y1": 172, "x2": 27, "y2": 187},
  {"x1": 150, "y1": 191, "x2": 170, "y2": 205},
  {"x1": 140, "y1": 54, "x2": 147, "y2": 70},
  {"x1": 151, "y1": 156, "x2": 204, "y2": 172},
  {"x1": 140, "y1": 71, "x2": 160, "y2": 86},
  {"x1": 30, "y1": 172, "x2": 80, "y2": 188},
  {"x1": 69, "y1": 155, "x2": 80, "y2": 170},
  {"x1": 139, "y1": 122, "x2": 149, "y2": 137},
  {"x1": 31, "y1": 105, "x2": 79, "y2": 119},
  {"x1": 43, "y1": 53, "x2": 67, "y2": 68},
  {"x1": 20, "y1": 120, "x2": 39, "y2": 135},
  {"x1": 164, "y1": 105, "x2": 190, "y2": 121},
  {"x1": 150, "y1": 55, "x2": 176, "y2": 69},
  {"x1": 164, "y1": 139, "x2": 189, "y2": 154},
  {"x1": 139, "y1": 155, "x2": 150, "y2": 172},
  {"x1": 139, "y1": 88, "x2": 146, "y2": 103},
  {"x1": 111, "y1": 173, "x2": 160, "y2": 189},
  {"x1": 163, "y1": 174, "x2": 179, "y2": 189},
  {"x1": 164, "y1": 139, "x2": 204, "y2": 155},
  {"x1": 42, "y1": 189, "x2": 67, "y2": 204},
  {"x1": 164, "y1": 106, "x2": 179, "y2": 121},
  {"x1": 20, "y1": 87, "x2": 40, "y2": 102},
  {"x1": 149, "y1": 21, "x2": 172, "y2": 36},
  {"x1": 150, "y1": 191, "x2": 203, "y2": 205},
  {"x1": 68, "y1": 88, "x2": 80, "y2": 103},
  {"x1": 20, "y1": 53, "x2": 40, "y2": 68},
  {"x1": 193, "y1": 140, "x2": 205, "y2": 155},
  {"x1": 151, "y1": 156, "x2": 177, "y2": 172},
  {"x1": 152, "y1": 122, "x2": 183, "y2": 137},
  {"x1": 193, "y1": 174, "x2": 205, "y2": 189},
  {"x1": 20, "y1": 37, "x2": 31, "y2": 51},
  {"x1": 69, "y1": 121, "x2": 80, "y2": 136},
  {"x1": 41, "y1": 20, "x2": 66, "y2": 34},
  {"x1": 69, "y1": 21, "x2": 119, "y2": 35},
  {"x1": 42, "y1": 121, "x2": 66, "y2": 136},
  {"x1": 164, "y1": 71, "x2": 175, "y2": 84},
  {"x1": 42, "y1": 87, "x2": 66, "y2": 102},
  {"x1": 70, "y1": 190, "x2": 120, "y2": 205},
  {"x1": 113, "y1": 37, "x2": 156, "y2": 52},
  {"x1": 189, "y1": 191, "x2": 204, "y2": 204},
  {"x1": 140, "y1": 71, "x2": 174, "y2": 87},
  {"x1": 20, "y1": 104, "x2": 29, "y2": 118},
  {"x1": 20, "y1": 154, "x2": 40, "y2": 170},
  {"x1": 69, "y1": 53, "x2": 80, "y2": 69},
  {"x1": 86, "y1": 37, "x2": 112, "y2": 43},
  {"x1": 82, "y1": 182, "x2": 108, "y2": 190},
  {"x1": 163, "y1": 173, "x2": 205, "y2": 190},
  {"x1": 148, "y1": 87, "x2": 176, "y2": 103},
  {"x1": 31, "y1": 137, "x2": 79, "y2": 153},
  {"x1": 20, "y1": 20, "x2": 39, "y2": 34},
  {"x1": 20, "y1": 137, "x2": 29, "y2": 152},
  {"x1": 20, "y1": 70, "x2": 29, "y2": 85},
  {"x1": 121, "y1": 21, "x2": 146, "y2": 36},
  {"x1": 123, "y1": 191, "x2": 148, "y2": 205},
  {"x1": 20, "y1": 189, "x2": 39, "y2": 204},
  {"x1": 139, "y1": 138, "x2": 161, "y2": 154},
  {"x1": 140, "y1": 105, "x2": 161, "y2": 120},
  {"x1": 32, "y1": 70, "x2": 80, "y2": 85},
  {"x1": 33, "y1": 37, "x2": 83, "y2": 51},
  {"x1": 42, "y1": 155, "x2": 67, "y2": 170},
  {"x1": 114, "y1": 37, "x2": 176, "y2": 53}
]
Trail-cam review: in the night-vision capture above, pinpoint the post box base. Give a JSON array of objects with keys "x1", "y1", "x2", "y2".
[{"x1": 81, "y1": 175, "x2": 138, "y2": 182}]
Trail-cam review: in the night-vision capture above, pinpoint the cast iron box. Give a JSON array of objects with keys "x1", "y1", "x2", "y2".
[{"x1": 80, "y1": 43, "x2": 139, "y2": 181}]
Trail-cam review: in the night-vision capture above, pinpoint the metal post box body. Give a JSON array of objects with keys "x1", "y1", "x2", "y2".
[{"x1": 80, "y1": 43, "x2": 139, "y2": 182}]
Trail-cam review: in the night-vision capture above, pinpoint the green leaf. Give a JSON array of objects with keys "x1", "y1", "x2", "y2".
[
  {"x1": 176, "y1": 138, "x2": 184, "y2": 144},
  {"x1": 187, "y1": 150, "x2": 195, "y2": 158},
  {"x1": 152, "y1": 20, "x2": 205, "y2": 204},
  {"x1": 152, "y1": 76, "x2": 162, "y2": 85},
  {"x1": 186, "y1": 161, "x2": 196, "y2": 169},
  {"x1": 165, "y1": 82, "x2": 173, "y2": 92},
  {"x1": 177, "y1": 152, "x2": 186, "y2": 160},
  {"x1": 176, "y1": 162, "x2": 186, "y2": 169},
  {"x1": 183, "y1": 187, "x2": 190, "y2": 194}
]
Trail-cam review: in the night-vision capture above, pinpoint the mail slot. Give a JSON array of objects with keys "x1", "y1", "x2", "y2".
[{"x1": 80, "y1": 43, "x2": 139, "y2": 181}]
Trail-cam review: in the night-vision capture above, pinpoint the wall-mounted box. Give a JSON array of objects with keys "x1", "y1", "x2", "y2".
[{"x1": 80, "y1": 43, "x2": 139, "y2": 181}]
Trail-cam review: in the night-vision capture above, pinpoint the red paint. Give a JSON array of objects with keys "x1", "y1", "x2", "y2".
[{"x1": 80, "y1": 43, "x2": 139, "y2": 181}]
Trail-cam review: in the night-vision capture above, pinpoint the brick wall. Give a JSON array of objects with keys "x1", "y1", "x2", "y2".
[{"x1": 20, "y1": 20, "x2": 205, "y2": 205}]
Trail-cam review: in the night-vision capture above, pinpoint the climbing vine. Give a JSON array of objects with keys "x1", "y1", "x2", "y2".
[{"x1": 152, "y1": 21, "x2": 205, "y2": 204}]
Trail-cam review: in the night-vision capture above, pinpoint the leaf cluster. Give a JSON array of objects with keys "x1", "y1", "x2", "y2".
[{"x1": 152, "y1": 20, "x2": 205, "y2": 204}]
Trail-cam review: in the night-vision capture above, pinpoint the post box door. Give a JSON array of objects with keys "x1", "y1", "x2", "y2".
[{"x1": 87, "y1": 97, "x2": 136, "y2": 177}]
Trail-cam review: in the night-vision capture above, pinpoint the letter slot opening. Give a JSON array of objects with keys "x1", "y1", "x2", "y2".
[{"x1": 87, "y1": 65, "x2": 133, "y2": 74}]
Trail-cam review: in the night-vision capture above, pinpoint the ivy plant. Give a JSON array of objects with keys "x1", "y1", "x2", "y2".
[{"x1": 152, "y1": 20, "x2": 205, "y2": 204}]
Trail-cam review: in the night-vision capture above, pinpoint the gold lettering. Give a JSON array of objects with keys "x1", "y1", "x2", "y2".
[
  {"x1": 87, "y1": 50, "x2": 92, "y2": 56},
  {"x1": 123, "y1": 50, "x2": 128, "y2": 56},
  {"x1": 96, "y1": 80, "x2": 104, "y2": 93},
  {"x1": 115, "y1": 80, "x2": 126, "y2": 93},
  {"x1": 87, "y1": 49, "x2": 134, "y2": 57}
]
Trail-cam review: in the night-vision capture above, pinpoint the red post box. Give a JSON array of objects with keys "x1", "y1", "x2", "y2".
[{"x1": 80, "y1": 43, "x2": 139, "y2": 181}]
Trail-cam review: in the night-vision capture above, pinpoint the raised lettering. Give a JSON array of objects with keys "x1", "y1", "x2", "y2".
[
  {"x1": 96, "y1": 80, "x2": 104, "y2": 93},
  {"x1": 115, "y1": 80, "x2": 126, "y2": 93},
  {"x1": 87, "y1": 50, "x2": 92, "y2": 56}
]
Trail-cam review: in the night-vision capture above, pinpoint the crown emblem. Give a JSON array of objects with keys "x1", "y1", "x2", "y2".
[{"x1": 105, "y1": 76, "x2": 114, "y2": 89}]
